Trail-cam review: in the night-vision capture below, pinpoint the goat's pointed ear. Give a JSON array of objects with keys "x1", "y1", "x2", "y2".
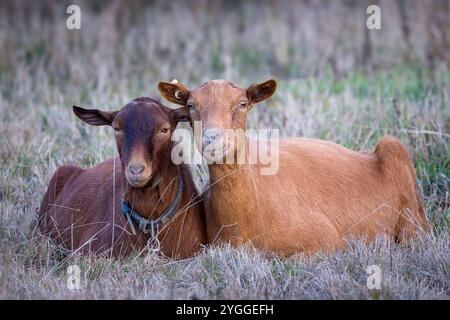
[
  {"x1": 158, "y1": 81, "x2": 190, "y2": 106},
  {"x1": 72, "y1": 106, "x2": 117, "y2": 126},
  {"x1": 169, "y1": 106, "x2": 191, "y2": 127},
  {"x1": 246, "y1": 79, "x2": 277, "y2": 105}
]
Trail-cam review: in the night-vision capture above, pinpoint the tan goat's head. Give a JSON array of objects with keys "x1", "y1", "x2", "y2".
[{"x1": 158, "y1": 79, "x2": 276, "y2": 160}]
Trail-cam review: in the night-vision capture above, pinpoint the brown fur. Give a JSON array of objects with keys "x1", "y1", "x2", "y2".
[
  {"x1": 158, "y1": 79, "x2": 429, "y2": 255},
  {"x1": 38, "y1": 98, "x2": 207, "y2": 258}
]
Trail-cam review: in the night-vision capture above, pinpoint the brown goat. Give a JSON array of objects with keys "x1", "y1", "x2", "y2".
[
  {"x1": 38, "y1": 97, "x2": 207, "y2": 258},
  {"x1": 158, "y1": 79, "x2": 430, "y2": 255}
]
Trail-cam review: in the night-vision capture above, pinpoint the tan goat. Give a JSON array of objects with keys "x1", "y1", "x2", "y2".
[{"x1": 158, "y1": 79, "x2": 429, "y2": 255}]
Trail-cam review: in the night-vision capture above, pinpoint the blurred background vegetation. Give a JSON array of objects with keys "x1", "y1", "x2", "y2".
[{"x1": 0, "y1": 0, "x2": 448, "y2": 299}]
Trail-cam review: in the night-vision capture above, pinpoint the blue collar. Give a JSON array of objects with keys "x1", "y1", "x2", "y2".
[{"x1": 121, "y1": 168, "x2": 184, "y2": 238}]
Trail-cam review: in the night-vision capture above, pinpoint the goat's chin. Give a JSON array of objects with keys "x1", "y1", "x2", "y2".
[
  {"x1": 126, "y1": 176, "x2": 151, "y2": 188},
  {"x1": 202, "y1": 145, "x2": 232, "y2": 163}
]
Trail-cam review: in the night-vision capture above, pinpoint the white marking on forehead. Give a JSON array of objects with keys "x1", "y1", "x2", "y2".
[{"x1": 171, "y1": 79, "x2": 179, "y2": 84}]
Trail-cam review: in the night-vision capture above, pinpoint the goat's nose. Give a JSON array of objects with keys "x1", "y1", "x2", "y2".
[
  {"x1": 203, "y1": 128, "x2": 223, "y2": 147},
  {"x1": 128, "y1": 164, "x2": 145, "y2": 175}
]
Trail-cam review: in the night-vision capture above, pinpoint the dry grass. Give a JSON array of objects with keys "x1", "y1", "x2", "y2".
[{"x1": 0, "y1": 0, "x2": 448, "y2": 299}]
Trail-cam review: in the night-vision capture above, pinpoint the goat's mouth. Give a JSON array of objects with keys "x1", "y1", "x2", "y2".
[
  {"x1": 125, "y1": 170, "x2": 153, "y2": 188},
  {"x1": 126, "y1": 175, "x2": 152, "y2": 188},
  {"x1": 125, "y1": 162, "x2": 153, "y2": 188},
  {"x1": 202, "y1": 144, "x2": 232, "y2": 162}
]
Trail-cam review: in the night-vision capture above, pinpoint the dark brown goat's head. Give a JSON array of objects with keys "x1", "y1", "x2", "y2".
[{"x1": 73, "y1": 97, "x2": 189, "y2": 188}]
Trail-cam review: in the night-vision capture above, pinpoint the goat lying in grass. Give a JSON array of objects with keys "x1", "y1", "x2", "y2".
[
  {"x1": 38, "y1": 97, "x2": 207, "y2": 258},
  {"x1": 158, "y1": 79, "x2": 430, "y2": 255}
]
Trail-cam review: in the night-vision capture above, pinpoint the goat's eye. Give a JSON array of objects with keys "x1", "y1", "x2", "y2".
[
  {"x1": 187, "y1": 102, "x2": 195, "y2": 111},
  {"x1": 235, "y1": 101, "x2": 247, "y2": 111},
  {"x1": 114, "y1": 127, "x2": 121, "y2": 132},
  {"x1": 160, "y1": 128, "x2": 169, "y2": 134}
]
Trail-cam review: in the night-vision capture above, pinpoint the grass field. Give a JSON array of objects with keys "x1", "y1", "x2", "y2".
[{"x1": 0, "y1": 1, "x2": 449, "y2": 299}]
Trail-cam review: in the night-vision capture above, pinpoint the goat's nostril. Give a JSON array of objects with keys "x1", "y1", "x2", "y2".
[{"x1": 129, "y1": 164, "x2": 145, "y2": 175}]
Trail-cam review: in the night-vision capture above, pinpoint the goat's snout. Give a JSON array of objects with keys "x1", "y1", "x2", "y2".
[
  {"x1": 128, "y1": 164, "x2": 145, "y2": 176},
  {"x1": 125, "y1": 161, "x2": 152, "y2": 187},
  {"x1": 203, "y1": 128, "x2": 223, "y2": 149}
]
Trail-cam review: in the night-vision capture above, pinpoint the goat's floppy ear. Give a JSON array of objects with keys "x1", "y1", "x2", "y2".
[
  {"x1": 72, "y1": 106, "x2": 117, "y2": 126},
  {"x1": 246, "y1": 79, "x2": 277, "y2": 105},
  {"x1": 158, "y1": 81, "x2": 190, "y2": 106},
  {"x1": 169, "y1": 106, "x2": 191, "y2": 126}
]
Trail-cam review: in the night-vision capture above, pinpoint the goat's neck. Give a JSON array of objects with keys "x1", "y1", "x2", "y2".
[
  {"x1": 206, "y1": 161, "x2": 259, "y2": 242},
  {"x1": 122, "y1": 161, "x2": 179, "y2": 220}
]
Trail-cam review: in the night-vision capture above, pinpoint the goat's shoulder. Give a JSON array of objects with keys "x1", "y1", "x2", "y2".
[
  {"x1": 52, "y1": 157, "x2": 121, "y2": 201},
  {"x1": 50, "y1": 164, "x2": 83, "y2": 191}
]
